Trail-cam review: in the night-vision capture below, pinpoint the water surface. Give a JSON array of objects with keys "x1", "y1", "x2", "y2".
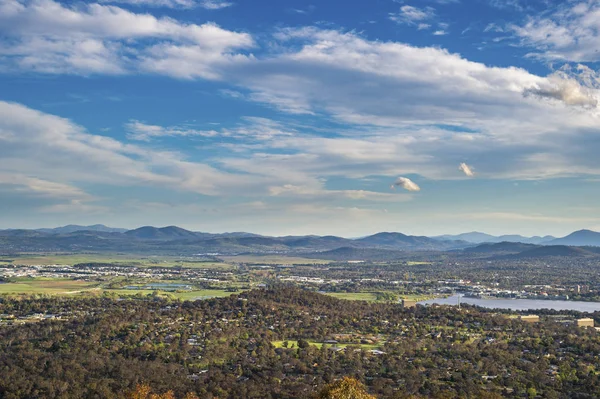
[{"x1": 419, "y1": 295, "x2": 600, "y2": 312}]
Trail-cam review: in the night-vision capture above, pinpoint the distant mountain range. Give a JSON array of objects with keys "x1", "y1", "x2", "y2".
[
  {"x1": 0, "y1": 225, "x2": 468, "y2": 254},
  {"x1": 546, "y1": 229, "x2": 600, "y2": 246},
  {"x1": 433, "y1": 232, "x2": 556, "y2": 244},
  {"x1": 463, "y1": 241, "x2": 600, "y2": 259},
  {"x1": 2, "y1": 225, "x2": 600, "y2": 257},
  {"x1": 36, "y1": 224, "x2": 128, "y2": 234}
]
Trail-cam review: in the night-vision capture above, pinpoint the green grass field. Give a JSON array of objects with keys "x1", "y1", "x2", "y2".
[
  {"x1": 324, "y1": 292, "x2": 380, "y2": 301},
  {"x1": 0, "y1": 277, "x2": 238, "y2": 301},
  {"x1": 271, "y1": 340, "x2": 381, "y2": 350},
  {"x1": 0, "y1": 278, "x2": 99, "y2": 295},
  {"x1": 7, "y1": 254, "x2": 234, "y2": 269},
  {"x1": 324, "y1": 292, "x2": 433, "y2": 302},
  {"x1": 104, "y1": 288, "x2": 235, "y2": 300},
  {"x1": 220, "y1": 255, "x2": 330, "y2": 265}
]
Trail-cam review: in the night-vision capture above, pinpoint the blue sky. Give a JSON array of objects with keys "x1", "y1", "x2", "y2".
[{"x1": 2, "y1": 0, "x2": 600, "y2": 236}]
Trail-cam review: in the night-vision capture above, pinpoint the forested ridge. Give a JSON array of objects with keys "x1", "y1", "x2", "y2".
[{"x1": 1, "y1": 287, "x2": 600, "y2": 398}]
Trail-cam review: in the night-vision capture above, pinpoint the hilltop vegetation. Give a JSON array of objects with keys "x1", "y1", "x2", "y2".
[{"x1": 1, "y1": 287, "x2": 600, "y2": 398}]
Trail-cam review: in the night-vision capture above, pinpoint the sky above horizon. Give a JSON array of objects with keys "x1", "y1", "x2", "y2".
[{"x1": 2, "y1": 0, "x2": 600, "y2": 237}]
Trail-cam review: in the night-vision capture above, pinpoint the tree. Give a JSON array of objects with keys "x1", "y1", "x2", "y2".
[
  {"x1": 125, "y1": 384, "x2": 194, "y2": 399},
  {"x1": 298, "y1": 339, "x2": 310, "y2": 349},
  {"x1": 316, "y1": 377, "x2": 376, "y2": 399}
]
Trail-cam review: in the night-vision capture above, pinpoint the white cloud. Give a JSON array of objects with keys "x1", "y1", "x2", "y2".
[
  {"x1": 0, "y1": 100, "x2": 257, "y2": 197},
  {"x1": 99, "y1": 0, "x2": 234, "y2": 8},
  {"x1": 4, "y1": 11, "x2": 600, "y2": 185},
  {"x1": 432, "y1": 30, "x2": 447, "y2": 35},
  {"x1": 126, "y1": 121, "x2": 218, "y2": 141},
  {"x1": 0, "y1": 172, "x2": 92, "y2": 200},
  {"x1": 391, "y1": 177, "x2": 421, "y2": 191},
  {"x1": 0, "y1": 0, "x2": 252, "y2": 76},
  {"x1": 390, "y1": 5, "x2": 436, "y2": 25},
  {"x1": 199, "y1": 0, "x2": 233, "y2": 9},
  {"x1": 524, "y1": 70, "x2": 598, "y2": 107},
  {"x1": 458, "y1": 162, "x2": 474, "y2": 177},
  {"x1": 268, "y1": 184, "x2": 405, "y2": 202},
  {"x1": 98, "y1": 0, "x2": 197, "y2": 9},
  {"x1": 511, "y1": 2, "x2": 600, "y2": 62},
  {"x1": 127, "y1": 116, "x2": 293, "y2": 142}
]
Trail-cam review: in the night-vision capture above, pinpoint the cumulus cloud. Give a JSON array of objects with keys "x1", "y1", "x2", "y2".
[
  {"x1": 0, "y1": 0, "x2": 252, "y2": 76},
  {"x1": 458, "y1": 162, "x2": 474, "y2": 177},
  {"x1": 524, "y1": 71, "x2": 598, "y2": 107},
  {"x1": 391, "y1": 177, "x2": 421, "y2": 192},
  {"x1": 3, "y1": 11, "x2": 600, "y2": 184}
]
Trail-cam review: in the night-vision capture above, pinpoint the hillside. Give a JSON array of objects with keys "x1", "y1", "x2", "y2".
[
  {"x1": 502, "y1": 245, "x2": 600, "y2": 259},
  {"x1": 463, "y1": 241, "x2": 539, "y2": 254},
  {"x1": 548, "y1": 230, "x2": 600, "y2": 247},
  {"x1": 124, "y1": 226, "x2": 200, "y2": 240},
  {"x1": 434, "y1": 232, "x2": 555, "y2": 244},
  {"x1": 356, "y1": 232, "x2": 466, "y2": 250},
  {"x1": 36, "y1": 224, "x2": 127, "y2": 234},
  {"x1": 304, "y1": 246, "x2": 406, "y2": 261}
]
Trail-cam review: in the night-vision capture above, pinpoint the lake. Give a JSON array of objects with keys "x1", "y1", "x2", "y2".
[{"x1": 419, "y1": 295, "x2": 600, "y2": 312}]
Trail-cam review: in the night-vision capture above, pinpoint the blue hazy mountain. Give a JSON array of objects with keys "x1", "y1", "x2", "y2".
[{"x1": 433, "y1": 232, "x2": 555, "y2": 244}]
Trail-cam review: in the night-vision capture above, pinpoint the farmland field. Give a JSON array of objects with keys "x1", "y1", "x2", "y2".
[
  {"x1": 324, "y1": 292, "x2": 380, "y2": 301},
  {"x1": 0, "y1": 278, "x2": 240, "y2": 301},
  {"x1": 271, "y1": 340, "x2": 381, "y2": 350},
  {"x1": 6, "y1": 254, "x2": 234, "y2": 269},
  {"x1": 220, "y1": 255, "x2": 330, "y2": 265},
  {"x1": 0, "y1": 278, "x2": 99, "y2": 295},
  {"x1": 324, "y1": 292, "x2": 435, "y2": 302}
]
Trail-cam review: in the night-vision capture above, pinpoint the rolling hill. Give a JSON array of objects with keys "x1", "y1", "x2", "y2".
[
  {"x1": 505, "y1": 245, "x2": 600, "y2": 259},
  {"x1": 548, "y1": 230, "x2": 600, "y2": 247},
  {"x1": 36, "y1": 224, "x2": 128, "y2": 234},
  {"x1": 463, "y1": 242, "x2": 539, "y2": 254},
  {"x1": 434, "y1": 232, "x2": 555, "y2": 244},
  {"x1": 124, "y1": 226, "x2": 200, "y2": 240}
]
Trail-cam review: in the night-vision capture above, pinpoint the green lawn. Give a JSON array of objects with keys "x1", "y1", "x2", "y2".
[
  {"x1": 271, "y1": 340, "x2": 382, "y2": 350},
  {"x1": 94, "y1": 288, "x2": 237, "y2": 300},
  {"x1": 0, "y1": 278, "x2": 239, "y2": 301},
  {"x1": 168, "y1": 289, "x2": 236, "y2": 300},
  {"x1": 325, "y1": 292, "x2": 434, "y2": 302},
  {"x1": 0, "y1": 278, "x2": 99, "y2": 295},
  {"x1": 220, "y1": 255, "x2": 330, "y2": 265},
  {"x1": 324, "y1": 292, "x2": 380, "y2": 301},
  {"x1": 8, "y1": 254, "x2": 234, "y2": 269}
]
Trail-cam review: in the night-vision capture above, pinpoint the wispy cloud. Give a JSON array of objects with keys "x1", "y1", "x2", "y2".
[
  {"x1": 389, "y1": 5, "x2": 436, "y2": 25},
  {"x1": 99, "y1": 0, "x2": 233, "y2": 8},
  {"x1": 510, "y1": 2, "x2": 600, "y2": 62},
  {"x1": 199, "y1": 0, "x2": 233, "y2": 10},
  {"x1": 126, "y1": 121, "x2": 218, "y2": 141},
  {"x1": 98, "y1": 0, "x2": 197, "y2": 9}
]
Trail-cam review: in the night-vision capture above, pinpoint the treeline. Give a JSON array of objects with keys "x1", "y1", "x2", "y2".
[{"x1": 0, "y1": 288, "x2": 600, "y2": 397}]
